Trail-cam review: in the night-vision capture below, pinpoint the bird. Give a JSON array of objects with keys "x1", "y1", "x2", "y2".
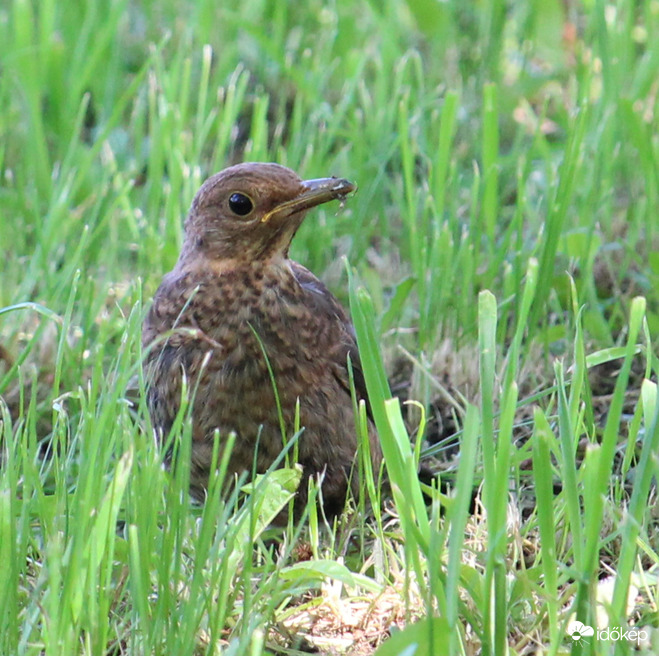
[{"x1": 142, "y1": 162, "x2": 382, "y2": 519}]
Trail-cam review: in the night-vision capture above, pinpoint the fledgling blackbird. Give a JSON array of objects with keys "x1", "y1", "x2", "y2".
[{"x1": 142, "y1": 162, "x2": 382, "y2": 518}]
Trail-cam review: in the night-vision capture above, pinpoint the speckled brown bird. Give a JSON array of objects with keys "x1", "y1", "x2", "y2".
[{"x1": 142, "y1": 162, "x2": 382, "y2": 518}]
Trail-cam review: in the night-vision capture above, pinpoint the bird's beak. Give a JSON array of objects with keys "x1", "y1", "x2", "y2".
[{"x1": 261, "y1": 177, "x2": 357, "y2": 223}]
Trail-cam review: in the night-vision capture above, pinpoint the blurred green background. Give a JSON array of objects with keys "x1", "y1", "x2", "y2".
[{"x1": 2, "y1": 1, "x2": 659, "y2": 653}]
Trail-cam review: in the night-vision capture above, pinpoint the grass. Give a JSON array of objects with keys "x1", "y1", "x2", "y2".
[{"x1": 2, "y1": 0, "x2": 659, "y2": 653}]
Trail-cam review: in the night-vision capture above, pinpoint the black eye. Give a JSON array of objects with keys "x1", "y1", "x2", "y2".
[{"x1": 228, "y1": 192, "x2": 254, "y2": 216}]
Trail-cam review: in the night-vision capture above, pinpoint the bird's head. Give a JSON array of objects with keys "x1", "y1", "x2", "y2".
[{"x1": 180, "y1": 162, "x2": 356, "y2": 262}]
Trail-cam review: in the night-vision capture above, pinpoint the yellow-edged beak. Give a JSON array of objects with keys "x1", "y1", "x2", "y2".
[{"x1": 261, "y1": 177, "x2": 357, "y2": 223}]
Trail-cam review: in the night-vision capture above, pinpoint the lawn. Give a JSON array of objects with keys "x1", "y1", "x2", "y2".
[{"x1": 1, "y1": 0, "x2": 659, "y2": 654}]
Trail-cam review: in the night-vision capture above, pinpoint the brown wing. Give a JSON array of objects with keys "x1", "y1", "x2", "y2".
[
  {"x1": 141, "y1": 273, "x2": 211, "y2": 442},
  {"x1": 290, "y1": 261, "x2": 372, "y2": 420}
]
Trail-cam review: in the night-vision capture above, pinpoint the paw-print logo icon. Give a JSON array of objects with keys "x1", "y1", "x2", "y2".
[{"x1": 567, "y1": 621, "x2": 595, "y2": 642}]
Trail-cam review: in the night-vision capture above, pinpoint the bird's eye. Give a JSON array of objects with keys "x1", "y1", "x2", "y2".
[{"x1": 228, "y1": 192, "x2": 254, "y2": 216}]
